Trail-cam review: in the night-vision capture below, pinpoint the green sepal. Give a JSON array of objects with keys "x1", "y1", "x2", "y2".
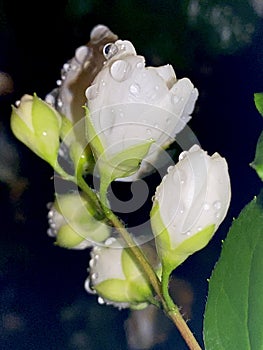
[
  {"x1": 122, "y1": 249, "x2": 153, "y2": 300},
  {"x1": 94, "y1": 279, "x2": 130, "y2": 302},
  {"x1": 55, "y1": 224, "x2": 86, "y2": 248},
  {"x1": 85, "y1": 106, "x2": 104, "y2": 158},
  {"x1": 254, "y1": 92, "x2": 263, "y2": 117},
  {"x1": 32, "y1": 94, "x2": 61, "y2": 167},
  {"x1": 151, "y1": 203, "x2": 215, "y2": 272},
  {"x1": 69, "y1": 141, "x2": 95, "y2": 176},
  {"x1": 250, "y1": 130, "x2": 263, "y2": 181}
]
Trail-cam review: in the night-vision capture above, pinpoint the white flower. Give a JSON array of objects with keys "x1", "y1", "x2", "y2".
[
  {"x1": 47, "y1": 192, "x2": 110, "y2": 249},
  {"x1": 85, "y1": 39, "x2": 198, "y2": 181},
  {"x1": 150, "y1": 145, "x2": 231, "y2": 271},
  {"x1": 85, "y1": 238, "x2": 161, "y2": 309}
]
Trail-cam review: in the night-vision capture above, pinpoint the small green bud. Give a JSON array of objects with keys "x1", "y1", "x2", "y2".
[
  {"x1": 48, "y1": 192, "x2": 110, "y2": 249},
  {"x1": 11, "y1": 94, "x2": 62, "y2": 168}
]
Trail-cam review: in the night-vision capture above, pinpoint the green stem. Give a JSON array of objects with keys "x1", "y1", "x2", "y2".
[
  {"x1": 102, "y1": 204, "x2": 202, "y2": 350},
  {"x1": 76, "y1": 175, "x2": 105, "y2": 219},
  {"x1": 77, "y1": 175, "x2": 202, "y2": 350},
  {"x1": 161, "y1": 265, "x2": 202, "y2": 350}
]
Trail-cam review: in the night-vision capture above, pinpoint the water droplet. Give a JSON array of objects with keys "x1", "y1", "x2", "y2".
[
  {"x1": 204, "y1": 202, "x2": 210, "y2": 211},
  {"x1": 101, "y1": 79, "x2": 106, "y2": 87},
  {"x1": 103, "y1": 43, "x2": 118, "y2": 60},
  {"x1": 182, "y1": 230, "x2": 191, "y2": 236},
  {"x1": 180, "y1": 179, "x2": 185, "y2": 184},
  {"x1": 105, "y1": 237, "x2": 116, "y2": 246},
  {"x1": 98, "y1": 296, "x2": 105, "y2": 305},
  {"x1": 151, "y1": 195, "x2": 155, "y2": 202},
  {"x1": 167, "y1": 166, "x2": 174, "y2": 173},
  {"x1": 197, "y1": 226, "x2": 202, "y2": 231},
  {"x1": 179, "y1": 151, "x2": 188, "y2": 161},
  {"x1": 213, "y1": 200, "x2": 222, "y2": 210},
  {"x1": 171, "y1": 95, "x2": 180, "y2": 104},
  {"x1": 136, "y1": 61, "x2": 144, "y2": 69},
  {"x1": 47, "y1": 228, "x2": 56, "y2": 237},
  {"x1": 155, "y1": 85, "x2": 159, "y2": 90},
  {"x1": 110, "y1": 60, "x2": 131, "y2": 82},
  {"x1": 75, "y1": 45, "x2": 89, "y2": 63},
  {"x1": 154, "y1": 123, "x2": 159, "y2": 129},
  {"x1": 180, "y1": 208, "x2": 184, "y2": 214},
  {"x1": 146, "y1": 128, "x2": 152, "y2": 136},
  {"x1": 89, "y1": 259, "x2": 95, "y2": 268},
  {"x1": 129, "y1": 83, "x2": 141, "y2": 96},
  {"x1": 63, "y1": 63, "x2": 70, "y2": 72},
  {"x1": 91, "y1": 272, "x2": 98, "y2": 280},
  {"x1": 215, "y1": 212, "x2": 220, "y2": 219},
  {"x1": 47, "y1": 210, "x2": 53, "y2": 219},
  {"x1": 56, "y1": 79, "x2": 62, "y2": 86},
  {"x1": 42, "y1": 131, "x2": 47, "y2": 136},
  {"x1": 57, "y1": 99, "x2": 63, "y2": 108},
  {"x1": 86, "y1": 85, "x2": 98, "y2": 100}
]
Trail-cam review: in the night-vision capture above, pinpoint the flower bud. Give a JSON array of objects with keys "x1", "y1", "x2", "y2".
[
  {"x1": 85, "y1": 39, "x2": 198, "y2": 181},
  {"x1": 150, "y1": 145, "x2": 231, "y2": 271},
  {"x1": 85, "y1": 238, "x2": 161, "y2": 309},
  {"x1": 11, "y1": 94, "x2": 62, "y2": 169},
  {"x1": 47, "y1": 192, "x2": 110, "y2": 249}
]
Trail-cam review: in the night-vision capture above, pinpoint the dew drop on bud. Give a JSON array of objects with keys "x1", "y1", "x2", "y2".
[
  {"x1": 98, "y1": 296, "x2": 105, "y2": 305},
  {"x1": 91, "y1": 272, "x2": 98, "y2": 281},
  {"x1": 129, "y1": 83, "x2": 141, "y2": 96},
  {"x1": 213, "y1": 200, "x2": 222, "y2": 210},
  {"x1": 75, "y1": 45, "x2": 89, "y2": 63},
  {"x1": 110, "y1": 60, "x2": 131, "y2": 82},
  {"x1": 86, "y1": 85, "x2": 98, "y2": 100},
  {"x1": 136, "y1": 61, "x2": 144, "y2": 69},
  {"x1": 103, "y1": 43, "x2": 118, "y2": 60},
  {"x1": 179, "y1": 151, "x2": 188, "y2": 161},
  {"x1": 203, "y1": 202, "x2": 210, "y2": 211}
]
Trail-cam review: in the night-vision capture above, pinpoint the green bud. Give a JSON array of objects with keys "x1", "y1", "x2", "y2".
[
  {"x1": 85, "y1": 238, "x2": 161, "y2": 309},
  {"x1": 11, "y1": 94, "x2": 62, "y2": 168},
  {"x1": 48, "y1": 192, "x2": 110, "y2": 249}
]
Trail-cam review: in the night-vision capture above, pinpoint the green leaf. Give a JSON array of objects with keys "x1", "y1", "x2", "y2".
[
  {"x1": 204, "y1": 193, "x2": 263, "y2": 350},
  {"x1": 254, "y1": 93, "x2": 263, "y2": 117},
  {"x1": 251, "y1": 130, "x2": 263, "y2": 181}
]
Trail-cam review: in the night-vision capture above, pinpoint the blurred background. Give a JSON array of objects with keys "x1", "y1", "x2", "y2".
[{"x1": 0, "y1": 0, "x2": 262, "y2": 349}]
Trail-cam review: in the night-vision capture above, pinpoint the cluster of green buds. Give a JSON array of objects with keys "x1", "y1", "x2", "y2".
[{"x1": 10, "y1": 24, "x2": 231, "y2": 310}]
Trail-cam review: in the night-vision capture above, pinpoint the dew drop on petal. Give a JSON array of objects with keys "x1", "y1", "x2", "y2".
[
  {"x1": 89, "y1": 259, "x2": 96, "y2": 268},
  {"x1": 171, "y1": 95, "x2": 180, "y2": 104},
  {"x1": 129, "y1": 83, "x2": 141, "y2": 96},
  {"x1": 103, "y1": 43, "x2": 119, "y2": 60},
  {"x1": 204, "y1": 202, "x2": 210, "y2": 211},
  {"x1": 179, "y1": 151, "x2": 188, "y2": 161},
  {"x1": 146, "y1": 128, "x2": 152, "y2": 136},
  {"x1": 56, "y1": 79, "x2": 62, "y2": 86},
  {"x1": 91, "y1": 272, "x2": 98, "y2": 281},
  {"x1": 110, "y1": 60, "x2": 131, "y2": 82},
  {"x1": 213, "y1": 200, "x2": 222, "y2": 210},
  {"x1": 167, "y1": 166, "x2": 174, "y2": 173},
  {"x1": 136, "y1": 61, "x2": 144, "y2": 69},
  {"x1": 86, "y1": 85, "x2": 98, "y2": 100},
  {"x1": 57, "y1": 99, "x2": 63, "y2": 108},
  {"x1": 182, "y1": 230, "x2": 191, "y2": 236},
  {"x1": 75, "y1": 45, "x2": 89, "y2": 63}
]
